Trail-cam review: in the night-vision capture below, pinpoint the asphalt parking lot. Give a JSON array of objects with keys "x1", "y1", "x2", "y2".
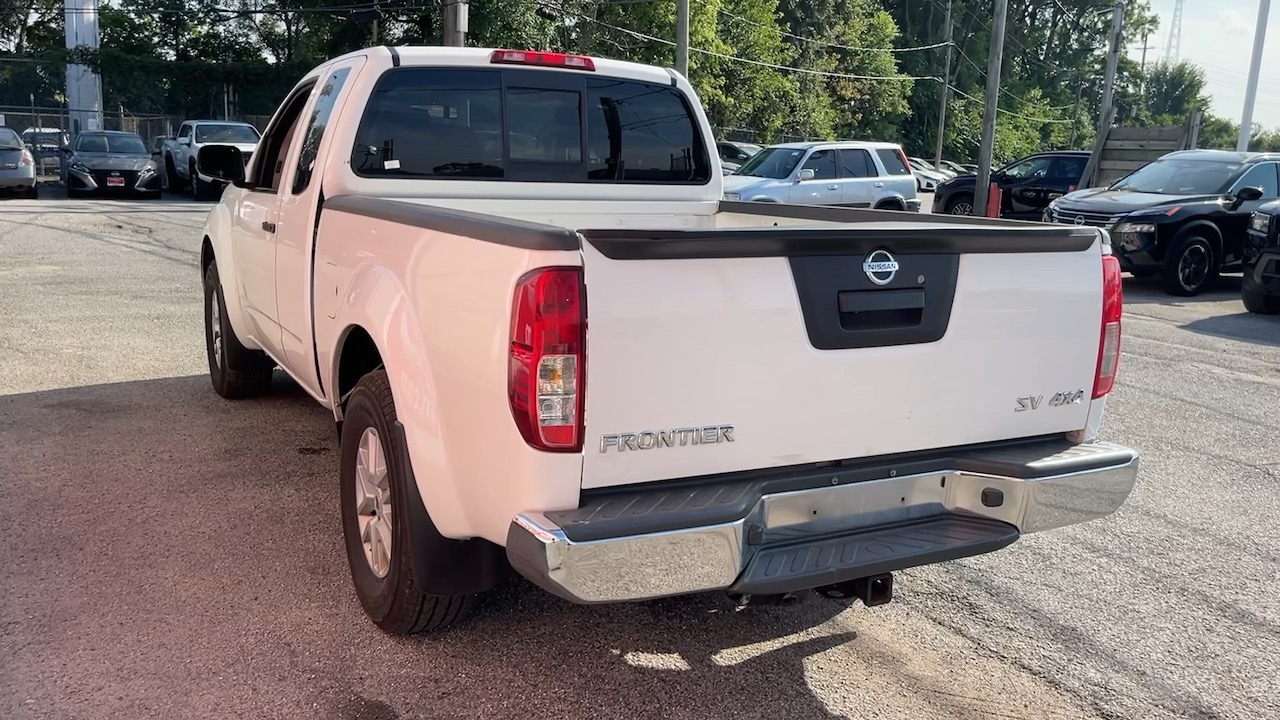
[{"x1": 1, "y1": 189, "x2": 1278, "y2": 720}]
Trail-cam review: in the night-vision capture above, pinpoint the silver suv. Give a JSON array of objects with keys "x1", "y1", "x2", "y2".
[{"x1": 722, "y1": 140, "x2": 920, "y2": 211}]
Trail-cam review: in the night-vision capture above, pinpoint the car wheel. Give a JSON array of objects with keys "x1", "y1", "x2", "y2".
[
  {"x1": 1161, "y1": 234, "x2": 1218, "y2": 297},
  {"x1": 945, "y1": 194, "x2": 974, "y2": 216},
  {"x1": 203, "y1": 259, "x2": 275, "y2": 398},
  {"x1": 340, "y1": 368, "x2": 476, "y2": 635},
  {"x1": 1241, "y1": 281, "x2": 1280, "y2": 315},
  {"x1": 165, "y1": 156, "x2": 183, "y2": 192}
]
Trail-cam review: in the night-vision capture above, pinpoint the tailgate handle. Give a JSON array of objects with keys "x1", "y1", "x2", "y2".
[{"x1": 837, "y1": 289, "x2": 925, "y2": 330}]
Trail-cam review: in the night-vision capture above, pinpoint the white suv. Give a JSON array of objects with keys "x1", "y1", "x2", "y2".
[{"x1": 722, "y1": 140, "x2": 920, "y2": 210}]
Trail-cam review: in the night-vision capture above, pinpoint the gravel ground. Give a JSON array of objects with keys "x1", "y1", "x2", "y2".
[{"x1": 1, "y1": 189, "x2": 1277, "y2": 720}]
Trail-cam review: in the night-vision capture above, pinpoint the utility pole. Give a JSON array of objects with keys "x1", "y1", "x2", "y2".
[
  {"x1": 1097, "y1": 2, "x2": 1125, "y2": 139},
  {"x1": 933, "y1": 0, "x2": 953, "y2": 173},
  {"x1": 974, "y1": 0, "x2": 1008, "y2": 216},
  {"x1": 442, "y1": 0, "x2": 469, "y2": 47},
  {"x1": 1239, "y1": 0, "x2": 1270, "y2": 151},
  {"x1": 675, "y1": 0, "x2": 689, "y2": 78}
]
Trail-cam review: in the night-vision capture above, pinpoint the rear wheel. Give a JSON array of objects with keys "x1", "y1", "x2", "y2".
[
  {"x1": 340, "y1": 369, "x2": 475, "y2": 635},
  {"x1": 1161, "y1": 234, "x2": 1218, "y2": 297},
  {"x1": 203, "y1": 260, "x2": 275, "y2": 398},
  {"x1": 945, "y1": 193, "x2": 974, "y2": 216}
]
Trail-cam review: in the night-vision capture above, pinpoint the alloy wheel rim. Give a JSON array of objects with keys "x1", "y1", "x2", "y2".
[
  {"x1": 354, "y1": 426, "x2": 393, "y2": 579},
  {"x1": 1178, "y1": 245, "x2": 1209, "y2": 291}
]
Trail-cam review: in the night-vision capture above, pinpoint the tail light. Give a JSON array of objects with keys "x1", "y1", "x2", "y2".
[
  {"x1": 509, "y1": 267, "x2": 585, "y2": 452},
  {"x1": 898, "y1": 148, "x2": 911, "y2": 175},
  {"x1": 19, "y1": 149, "x2": 33, "y2": 167},
  {"x1": 1093, "y1": 254, "x2": 1123, "y2": 398},
  {"x1": 490, "y1": 49, "x2": 596, "y2": 71}
]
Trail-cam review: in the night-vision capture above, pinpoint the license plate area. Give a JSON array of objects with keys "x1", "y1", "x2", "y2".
[{"x1": 106, "y1": 176, "x2": 125, "y2": 187}]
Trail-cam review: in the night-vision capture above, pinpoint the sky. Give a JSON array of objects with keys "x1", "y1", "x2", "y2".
[{"x1": 1140, "y1": 0, "x2": 1280, "y2": 130}]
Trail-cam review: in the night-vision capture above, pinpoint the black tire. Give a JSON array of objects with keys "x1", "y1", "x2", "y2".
[
  {"x1": 203, "y1": 260, "x2": 275, "y2": 399},
  {"x1": 1242, "y1": 282, "x2": 1280, "y2": 315},
  {"x1": 165, "y1": 155, "x2": 184, "y2": 193},
  {"x1": 945, "y1": 192, "x2": 975, "y2": 216},
  {"x1": 340, "y1": 369, "x2": 475, "y2": 635},
  {"x1": 1161, "y1": 233, "x2": 1218, "y2": 297},
  {"x1": 190, "y1": 162, "x2": 209, "y2": 200}
]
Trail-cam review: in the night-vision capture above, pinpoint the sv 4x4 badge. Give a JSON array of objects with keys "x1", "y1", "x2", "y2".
[{"x1": 1015, "y1": 389, "x2": 1085, "y2": 412}]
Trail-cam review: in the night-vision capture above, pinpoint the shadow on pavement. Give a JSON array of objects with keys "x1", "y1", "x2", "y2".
[
  {"x1": 1122, "y1": 275, "x2": 1242, "y2": 306},
  {"x1": 0, "y1": 373, "x2": 861, "y2": 720}
]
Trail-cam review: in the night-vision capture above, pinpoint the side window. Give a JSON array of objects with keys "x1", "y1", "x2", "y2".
[
  {"x1": 250, "y1": 80, "x2": 318, "y2": 193},
  {"x1": 585, "y1": 77, "x2": 710, "y2": 182},
  {"x1": 801, "y1": 149, "x2": 839, "y2": 180},
  {"x1": 351, "y1": 68, "x2": 504, "y2": 179},
  {"x1": 178, "y1": 124, "x2": 191, "y2": 139},
  {"x1": 840, "y1": 149, "x2": 875, "y2": 178},
  {"x1": 1048, "y1": 156, "x2": 1087, "y2": 180},
  {"x1": 1234, "y1": 163, "x2": 1280, "y2": 197},
  {"x1": 293, "y1": 67, "x2": 352, "y2": 195},
  {"x1": 874, "y1": 148, "x2": 912, "y2": 176}
]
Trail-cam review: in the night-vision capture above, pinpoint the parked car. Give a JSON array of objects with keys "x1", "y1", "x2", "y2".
[
  {"x1": 724, "y1": 140, "x2": 920, "y2": 210},
  {"x1": 1046, "y1": 149, "x2": 1280, "y2": 296},
  {"x1": 59, "y1": 130, "x2": 162, "y2": 198},
  {"x1": 0, "y1": 126, "x2": 39, "y2": 198},
  {"x1": 717, "y1": 140, "x2": 762, "y2": 175},
  {"x1": 938, "y1": 159, "x2": 968, "y2": 175},
  {"x1": 20, "y1": 126, "x2": 67, "y2": 175},
  {"x1": 933, "y1": 150, "x2": 1090, "y2": 219},
  {"x1": 162, "y1": 119, "x2": 260, "y2": 200},
  {"x1": 194, "y1": 45, "x2": 1139, "y2": 635},
  {"x1": 907, "y1": 156, "x2": 951, "y2": 192},
  {"x1": 1242, "y1": 199, "x2": 1280, "y2": 314}
]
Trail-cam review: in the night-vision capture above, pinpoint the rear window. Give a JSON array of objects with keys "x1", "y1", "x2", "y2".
[
  {"x1": 875, "y1": 148, "x2": 912, "y2": 176},
  {"x1": 351, "y1": 67, "x2": 711, "y2": 184}
]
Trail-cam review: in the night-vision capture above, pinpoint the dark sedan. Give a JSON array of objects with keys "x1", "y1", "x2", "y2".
[{"x1": 60, "y1": 130, "x2": 162, "y2": 198}]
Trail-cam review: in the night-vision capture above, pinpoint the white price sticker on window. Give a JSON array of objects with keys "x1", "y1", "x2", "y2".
[{"x1": 384, "y1": 159, "x2": 400, "y2": 170}]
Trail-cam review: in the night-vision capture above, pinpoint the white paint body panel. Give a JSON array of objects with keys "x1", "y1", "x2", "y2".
[
  {"x1": 199, "y1": 45, "x2": 1114, "y2": 546},
  {"x1": 577, "y1": 238, "x2": 1104, "y2": 489}
]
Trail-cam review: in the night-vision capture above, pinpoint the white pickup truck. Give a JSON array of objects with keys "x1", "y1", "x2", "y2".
[
  {"x1": 195, "y1": 45, "x2": 1140, "y2": 635},
  {"x1": 162, "y1": 119, "x2": 260, "y2": 200}
]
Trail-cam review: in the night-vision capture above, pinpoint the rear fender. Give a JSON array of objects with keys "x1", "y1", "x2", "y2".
[{"x1": 327, "y1": 265, "x2": 471, "y2": 541}]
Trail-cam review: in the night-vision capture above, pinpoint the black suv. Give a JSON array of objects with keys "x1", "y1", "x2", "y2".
[
  {"x1": 1242, "y1": 198, "x2": 1280, "y2": 314},
  {"x1": 1045, "y1": 149, "x2": 1280, "y2": 296},
  {"x1": 931, "y1": 150, "x2": 1089, "y2": 220}
]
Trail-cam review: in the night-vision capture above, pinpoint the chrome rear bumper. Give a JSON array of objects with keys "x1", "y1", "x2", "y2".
[{"x1": 506, "y1": 439, "x2": 1140, "y2": 604}]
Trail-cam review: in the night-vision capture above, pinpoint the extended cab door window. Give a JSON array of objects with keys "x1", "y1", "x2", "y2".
[{"x1": 293, "y1": 67, "x2": 352, "y2": 195}]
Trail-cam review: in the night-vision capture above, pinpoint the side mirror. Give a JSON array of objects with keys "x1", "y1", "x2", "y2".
[
  {"x1": 197, "y1": 145, "x2": 246, "y2": 185},
  {"x1": 177, "y1": 136, "x2": 191, "y2": 146},
  {"x1": 797, "y1": 168, "x2": 816, "y2": 182},
  {"x1": 1236, "y1": 185, "x2": 1264, "y2": 202}
]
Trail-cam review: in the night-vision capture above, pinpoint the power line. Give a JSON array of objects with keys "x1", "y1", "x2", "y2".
[{"x1": 716, "y1": 7, "x2": 955, "y2": 54}]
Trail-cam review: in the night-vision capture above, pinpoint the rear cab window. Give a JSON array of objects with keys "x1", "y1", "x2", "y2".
[
  {"x1": 874, "y1": 148, "x2": 912, "y2": 177},
  {"x1": 350, "y1": 66, "x2": 712, "y2": 184}
]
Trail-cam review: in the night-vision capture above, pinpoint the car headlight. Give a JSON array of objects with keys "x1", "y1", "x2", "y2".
[
  {"x1": 1250, "y1": 212, "x2": 1272, "y2": 233},
  {"x1": 724, "y1": 192, "x2": 740, "y2": 201},
  {"x1": 1113, "y1": 222, "x2": 1156, "y2": 234}
]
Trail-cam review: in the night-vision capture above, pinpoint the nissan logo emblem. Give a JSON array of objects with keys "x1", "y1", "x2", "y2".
[
  {"x1": 1074, "y1": 215, "x2": 1086, "y2": 225},
  {"x1": 862, "y1": 249, "x2": 899, "y2": 286}
]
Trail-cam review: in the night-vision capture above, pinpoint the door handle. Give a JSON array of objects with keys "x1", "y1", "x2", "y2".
[
  {"x1": 827, "y1": 184, "x2": 839, "y2": 190},
  {"x1": 262, "y1": 221, "x2": 276, "y2": 233},
  {"x1": 874, "y1": 182, "x2": 884, "y2": 188}
]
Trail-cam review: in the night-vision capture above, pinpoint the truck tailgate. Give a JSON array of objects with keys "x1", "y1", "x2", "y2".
[{"x1": 577, "y1": 225, "x2": 1105, "y2": 490}]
